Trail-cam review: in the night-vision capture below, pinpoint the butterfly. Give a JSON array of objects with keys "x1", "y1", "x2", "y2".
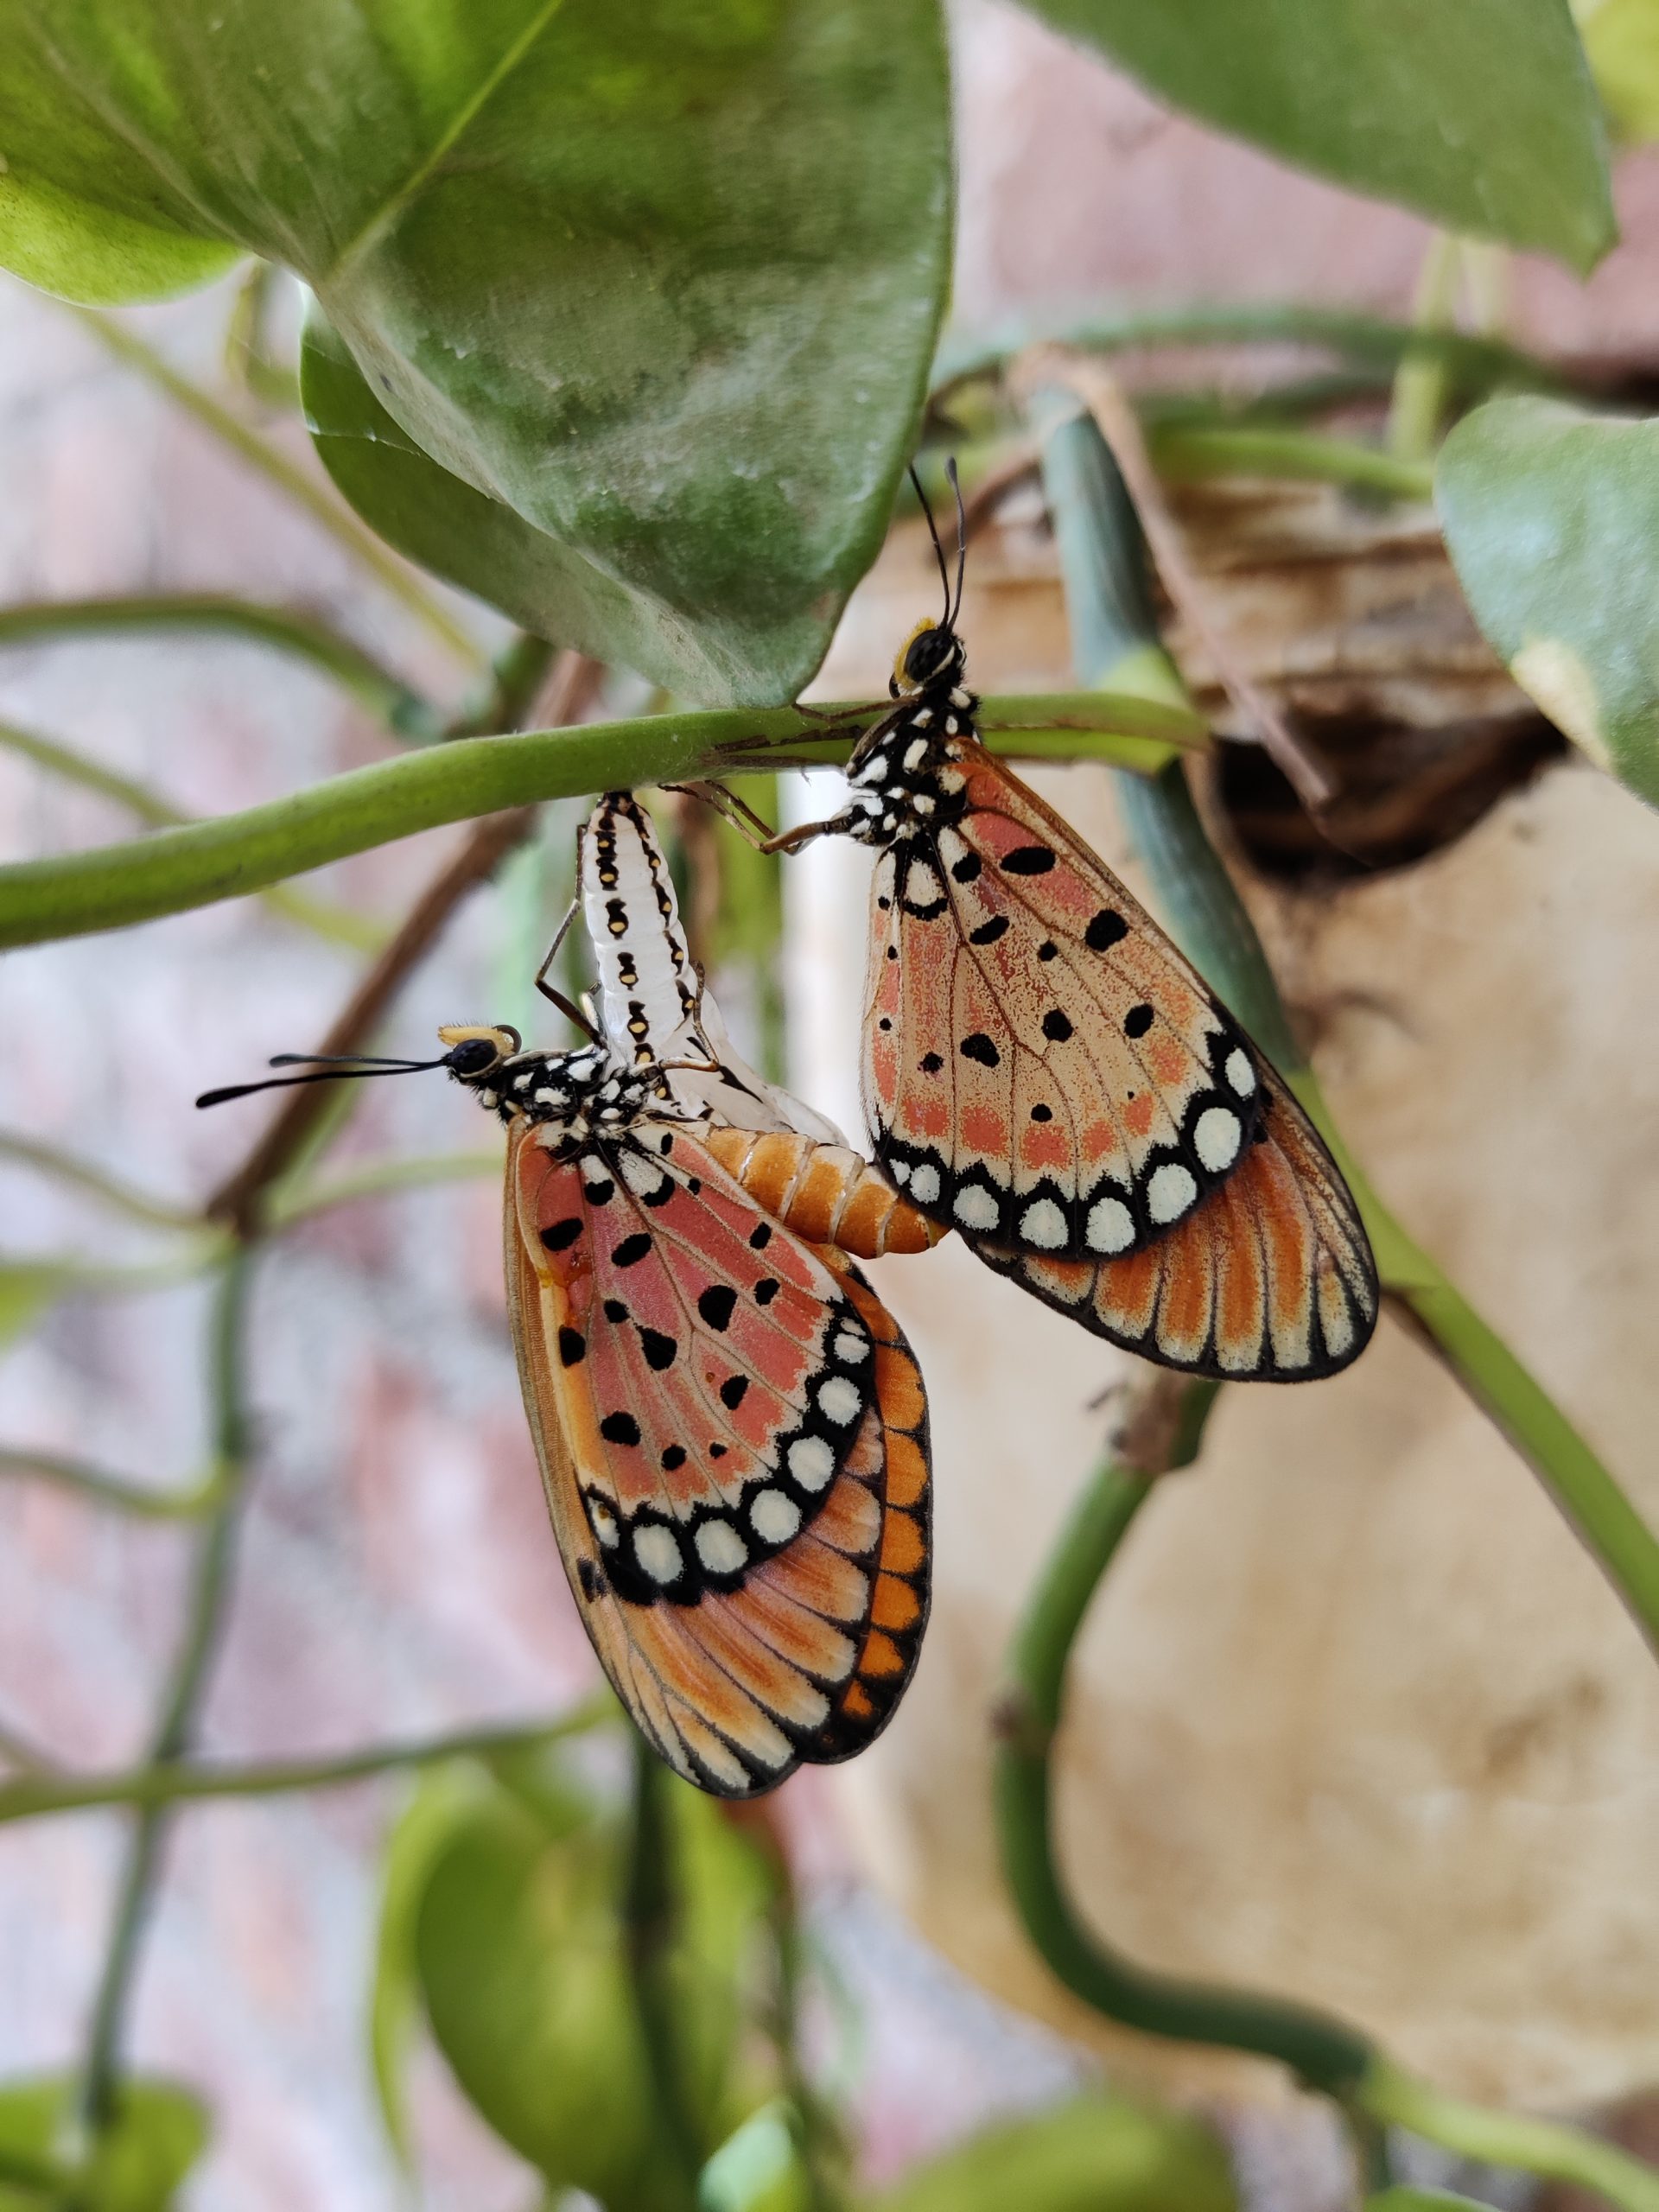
[
  {"x1": 767, "y1": 472, "x2": 1380, "y2": 1382},
  {"x1": 196, "y1": 799, "x2": 937, "y2": 1796}
]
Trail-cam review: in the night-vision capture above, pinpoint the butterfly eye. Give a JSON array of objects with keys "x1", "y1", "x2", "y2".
[
  {"x1": 902, "y1": 626, "x2": 953, "y2": 685},
  {"x1": 446, "y1": 1037, "x2": 501, "y2": 1077}
]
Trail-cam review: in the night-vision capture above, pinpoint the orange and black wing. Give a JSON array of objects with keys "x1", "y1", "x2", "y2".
[{"x1": 980, "y1": 1065, "x2": 1379, "y2": 1379}]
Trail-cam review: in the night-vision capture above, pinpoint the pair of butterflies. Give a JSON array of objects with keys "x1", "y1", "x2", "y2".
[{"x1": 201, "y1": 573, "x2": 1377, "y2": 1798}]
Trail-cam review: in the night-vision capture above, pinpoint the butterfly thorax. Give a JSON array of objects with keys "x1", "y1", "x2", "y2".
[
  {"x1": 842, "y1": 675, "x2": 981, "y2": 850},
  {"x1": 448, "y1": 1039, "x2": 685, "y2": 1154}
]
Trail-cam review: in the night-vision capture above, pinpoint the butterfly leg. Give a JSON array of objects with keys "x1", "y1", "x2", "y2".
[{"x1": 533, "y1": 896, "x2": 604, "y2": 1043}]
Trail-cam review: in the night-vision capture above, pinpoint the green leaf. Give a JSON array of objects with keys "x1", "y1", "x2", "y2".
[
  {"x1": 1013, "y1": 0, "x2": 1613, "y2": 269},
  {"x1": 0, "y1": 2076, "x2": 207, "y2": 2211},
  {"x1": 1575, "y1": 0, "x2": 1659, "y2": 141},
  {"x1": 870, "y1": 2094, "x2": 1237, "y2": 2212},
  {"x1": 0, "y1": 2, "x2": 952, "y2": 703},
  {"x1": 367, "y1": 1766, "x2": 482, "y2": 2174},
  {"x1": 1437, "y1": 395, "x2": 1659, "y2": 808},
  {"x1": 415, "y1": 1764, "x2": 770, "y2": 2207}
]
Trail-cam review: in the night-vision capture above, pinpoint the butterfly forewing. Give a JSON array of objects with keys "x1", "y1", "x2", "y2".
[
  {"x1": 505, "y1": 1114, "x2": 931, "y2": 1795},
  {"x1": 865, "y1": 738, "x2": 1264, "y2": 1264}
]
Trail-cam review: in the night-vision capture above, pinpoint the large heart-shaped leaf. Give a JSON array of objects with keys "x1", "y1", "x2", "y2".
[
  {"x1": 413, "y1": 1763, "x2": 771, "y2": 2207},
  {"x1": 1437, "y1": 395, "x2": 1659, "y2": 808},
  {"x1": 1013, "y1": 0, "x2": 1612, "y2": 269},
  {"x1": 0, "y1": 1, "x2": 952, "y2": 703}
]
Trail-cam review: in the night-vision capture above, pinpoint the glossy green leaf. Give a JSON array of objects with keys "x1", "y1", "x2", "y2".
[
  {"x1": 0, "y1": 2076, "x2": 207, "y2": 2211},
  {"x1": 870, "y1": 2094, "x2": 1236, "y2": 2212},
  {"x1": 1014, "y1": 0, "x2": 1613, "y2": 268},
  {"x1": 0, "y1": 2, "x2": 952, "y2": 703},
  {"x1": 367, "y1": 1766, "x2": 480, "y2": 2173},
  {"x1": 1437, "y1": 396, "x2": 1659, "y2": 808},
  {"x1": 414, "y1": 1764, "x2": 770, "y2": 2207},
  {"x1": 1576, "y1": 0, "x2": 1659, "y2": 142}
]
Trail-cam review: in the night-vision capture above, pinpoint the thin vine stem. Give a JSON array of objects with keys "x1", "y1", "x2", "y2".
[
  {"x1": 78, "y1": 1247, "x2": 257, "y2": 2128},
  {"x1": 0, "y1": 1449, "x2": 219, "y2": 1521},
  {"x1": 995, "y1": 1379, "x2": 1376, "y2": 2094},
  {"x1": 67, "y1": 305, "x2": 483, "y2": 669},
  {"x1": 0, "y1": 1701, "x2": 614, "y2": 1825},
  {"x1": 622, "y1": 1737, "x2": 704, "y2": 2206},
  {"x1": 0, "y1": 595, "x2": 441, "y2": 740},
  {"x1": 995, "y1": 1379, "x2": 1659, "y2": 2212}
]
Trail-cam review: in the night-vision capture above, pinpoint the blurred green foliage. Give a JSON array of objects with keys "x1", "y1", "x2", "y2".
[{"x1": 0, "y1": 2079, "x2": 206, "y2": 2210}]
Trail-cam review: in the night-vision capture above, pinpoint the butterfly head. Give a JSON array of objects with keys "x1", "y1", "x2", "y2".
[
  {"x1": 440, "y1": 1026, "x2": 683, "y2": 1153},
  {"x1": 891, "y1": 615, "x2": 967, "y2": 700}
]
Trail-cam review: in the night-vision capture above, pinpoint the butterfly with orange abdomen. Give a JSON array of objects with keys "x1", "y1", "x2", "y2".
[
  {"x1": 766, "y1": 472, "x2": 1379, "y2": 1382},
  {"x1": 194, "y1": 798, "x2": 939, "y2": 1797}
]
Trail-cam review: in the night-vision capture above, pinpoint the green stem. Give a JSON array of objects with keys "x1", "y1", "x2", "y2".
[
  {"x1": 1388, "y1": 234, "x2": 1462, "y2": 465},
  {"x1": 0, "y1": 1448, "x2": 218, "y2": 1520},
  {"x1": 1148, "y1": 423, "x2": 1434, "y2": 501},
  {"x1": 0, "y1": 1701, "x2": 614, "y2": 1825},
  {"x1": 623, "y1": 1738, "x2": 703, "y2": 2203},
  {"x1": 264, "y1": 1148, "x2": 502, "y2": 1228},
  {"x1": 0, "y1": 717, "x2": 385, "y2": 950},
  {"x1": 0, "y1": 596, "x2": 441, "y2": 739},
  {"x1": 0, "y1": 691, "x2": 1202, "y2": 950},
  {"x1": 68, "y1": 306, "x2": 483, "y2": 670},
  {"x1": 78, "y1": 1250, "x2": 256, "y2": 2128},
  {"x1": 934, "y1": 301, "x2": 1560, "y2": 403},
  {"x1": 1359, "y1": 2062, "x2": 1659, "y2": 2212},
  {"x1": 0, "y1": 1132, "x2": 199, "y2": 1231},
  {"x1": 995, "y1": 1386, "x2": 1376, "y2": 2094}
]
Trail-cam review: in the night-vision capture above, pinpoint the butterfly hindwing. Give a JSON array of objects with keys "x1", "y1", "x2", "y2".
[
  {"x1": 505, "y1": 1115, "x2": 931, "y2": 1794},
  {"x1": 864, "y1": 736, "x2": 1264, "y2": 1263},
  {"x1": 980, "y1": 1065, "x2": 1379, "y2": 1380}
]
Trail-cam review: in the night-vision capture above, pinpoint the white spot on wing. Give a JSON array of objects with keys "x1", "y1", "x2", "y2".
[
  {"x1": 1225, "y1": 1048, "x2": 1256, "y2": 1097},
  {"x1": 817, "y1": 1376, "x2": 861, "y2": 1426},
  {"x1": 1147, "y1": 1161, "x2": 1198, "y2": 1224},
  {"x1": 750, "y1": 1488, "x2": 802, "y2": 1543},
  {"x1": 788, "y1": 1435, "x2": 836, "y2": 1491},
  {"x1": 833, "y1": 1327, "x2": 869, "y2": 1363},
  {"x1": 953, "y1": 1185, "x2": 1001, "y2": 1231},
  {"x1": 908, "y1": 1162, "x2": 941, "y2": 1205},
  {"x1": 695, "y1": 1519, "x2": 747, "y2": 1574},
  {"x1": 1194, "y1": 1105, "x2": 1243, "y2": 1173},
  {"x1": 1086, "y1": 1195, "x2": 1135, "y2": 1254},
  {"x1": 634, "y1": 1525, "x2": 683, "y2": 1584},
  {"x1": 1020, "y1": 1198, "x2": 1068, "y2": 1249}
]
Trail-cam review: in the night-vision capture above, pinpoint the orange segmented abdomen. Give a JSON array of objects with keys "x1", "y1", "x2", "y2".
[{"x1": 700, "y1": 1128, "x2": 944, "y2": 1258}]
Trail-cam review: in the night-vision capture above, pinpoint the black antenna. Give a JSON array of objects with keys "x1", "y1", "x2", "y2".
[
  {"x1": 946, "y1": 455, "x2": 967, "y2": 627},
  {"x1": 909, "y1": 461, "x2": 953, "y2": 628},
  {"x1": 196, "y1": 1052, "x2": 448, "y2": 1110}
]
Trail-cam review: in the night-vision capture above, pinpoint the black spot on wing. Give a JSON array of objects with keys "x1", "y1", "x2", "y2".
[
  {"x1": 698, "y1": 1284, "x2": 738, "y2": 1332},
  {"x1": 719, "y1": 1374, "x2": 749, "y2": 1410},
  {"x1": 1042, "y1": 1009, "x2": 1073, "y2": 1043},
  {"x1": 558, "y1": 1328, "x2": 586, "y2": 1368},
  {"x1": 612, "y1": 1232, "x2": 652, "y2": 1268},
  {"x1": 1085, "y1": 907, "x2": 1129, "y2": 951},
  {"x1": 541, "y1": 1218, "x2": 582, "y2": 1253},
  {"x1": 639, "y1": 1328, "x2": 677, "y2": 1371},
  {"x1": 1124, "y1": 1004, "x2": 1154, "y2": 1039},
  {"x1": 960, "y1": 1033, "x2": 1000, "y2": 1068},
  {"x1": 1001, "y1": 844, "x2": 1056, "y2": 874},
  {"x1": 969, "y1": 914, "x2": 1008, "y2": 945},
  {"x1": 600, "y1": 1410, "x2": 641, "y2": 1446}
]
